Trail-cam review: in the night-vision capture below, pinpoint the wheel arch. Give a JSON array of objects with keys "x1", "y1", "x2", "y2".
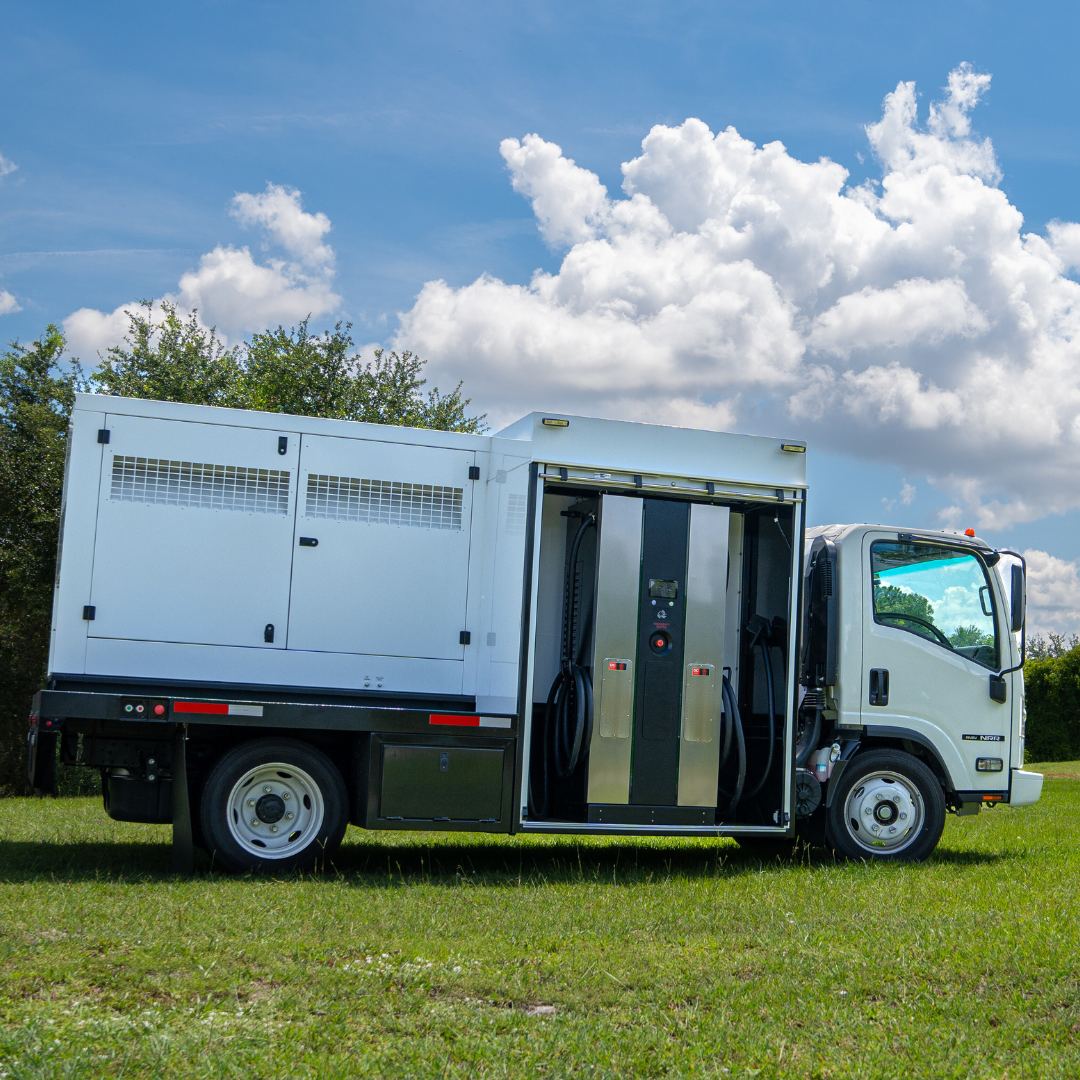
[{"x1": 858, "y1": 726, "x2": 956, "y2": 792}]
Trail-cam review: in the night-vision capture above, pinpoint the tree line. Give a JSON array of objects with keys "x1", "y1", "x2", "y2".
[{"x1": 0, "y1": 303, "x2": 485, "y2": 793}]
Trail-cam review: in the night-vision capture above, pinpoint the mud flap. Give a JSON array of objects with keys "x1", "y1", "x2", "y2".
[
  {"x1": 171, "y1": 725, "x2": 194, "y2": 874},
  {"x1": 27, "y1": 719, "x2": 58, "y2": 795}
]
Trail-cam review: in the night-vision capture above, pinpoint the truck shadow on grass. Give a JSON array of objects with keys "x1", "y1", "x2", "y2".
[{"x1": 0, "y1": 838, "x2": 1009, "y2": 884}]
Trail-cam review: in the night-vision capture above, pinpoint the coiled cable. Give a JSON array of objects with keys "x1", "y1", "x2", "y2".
[{"x1": 537, "y1": 513, "x2": 596, "y2": 815}]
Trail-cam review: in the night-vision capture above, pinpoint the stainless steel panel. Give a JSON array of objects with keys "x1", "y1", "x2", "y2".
[
  {"x1": 682, "y1": 663, "x2": 716, "y2": 742},
  {"x1": 678, "y1": 504, "x2": 730, "y2": 806},
  {"x1": 587, "y1": 495, "x2": 643, "y2": 804},
  {"x1": 598, "y1": 659, "x2": 634, "y2": 737}
]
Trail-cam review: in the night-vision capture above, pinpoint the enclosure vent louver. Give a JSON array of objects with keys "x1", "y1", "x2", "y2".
[
  {"x1": 505, "y1": 493, "x2": 527, "y2": 536},
  {"x1": 110, "y1": 456, "x2": 291, "y2": 515},
  {"x1": 305, "y1": 474, "x2": 463, "y2": 531}
]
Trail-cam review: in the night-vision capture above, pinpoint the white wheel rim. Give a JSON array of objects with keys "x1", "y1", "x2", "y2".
[
  {"x1": 842, "y1": 770, "x2": 924, "y2": 854},
  {"x1": 226, "y1": 761, "x2": 325, "y2": 860}
]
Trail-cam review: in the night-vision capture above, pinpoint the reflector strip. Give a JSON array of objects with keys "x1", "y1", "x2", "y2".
[
  {"x1": 430, "y1": 714, "x2": 479, "y2": 727},
  {"x1": 174, "y1": 702, "x2": 264, "y2": 717}
]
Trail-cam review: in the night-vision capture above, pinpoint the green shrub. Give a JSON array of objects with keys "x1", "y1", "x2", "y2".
[{"x1": 1024, "y1": 645, "x2": 1080, "y2": 761}]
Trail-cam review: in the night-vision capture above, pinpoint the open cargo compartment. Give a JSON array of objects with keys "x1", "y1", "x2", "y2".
[{"x1": 521, "y1": 469, "x2": 803, "y2": 835}]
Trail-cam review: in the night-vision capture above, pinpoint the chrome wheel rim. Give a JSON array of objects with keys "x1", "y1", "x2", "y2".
[
  {"x1": 226, "y1": 761, "x2": 325, "y2": 859},
  {"x1": 843, "y1": 770, "x2": 924, "y2": 854}
]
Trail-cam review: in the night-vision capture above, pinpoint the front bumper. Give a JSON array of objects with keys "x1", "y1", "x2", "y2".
[{"x1": 1010, "y1": 769, "x2": 1044, "y2": 807}]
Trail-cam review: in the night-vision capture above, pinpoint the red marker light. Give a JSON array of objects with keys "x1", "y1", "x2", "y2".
[
  {"x1": 154, "y1": 704, "x2": 166, "y2": 717},
  {"x1": 965, "y1": 528, "x2": 975, "y2": 537}
]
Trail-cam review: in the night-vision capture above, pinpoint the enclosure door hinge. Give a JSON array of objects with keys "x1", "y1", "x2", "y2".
[
  {"x1": 97, "y1": 429, "x2": 110, "y2": 444},
  {"x1": 459, "y1": 630, "x2": 471, "y2": 645},
  {"x1": 468, "y1": 465, "x2": 481, "y2": 480},
  {"x1": 83, "y1": 606, "x2": 96, "y2": 620}
]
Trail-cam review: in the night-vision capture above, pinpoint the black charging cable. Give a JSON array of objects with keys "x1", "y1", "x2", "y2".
[
  {"x1": 537, "y1": 513, "x2": 596, "y2": 816},
  {"x1": 719, "y1": 673, "x2": 746, "y2": 817}
]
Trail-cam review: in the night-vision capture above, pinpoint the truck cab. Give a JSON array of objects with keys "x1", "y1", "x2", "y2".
[{"x1": 798, "y1": 524, "x2": 1042, "y2": 858}]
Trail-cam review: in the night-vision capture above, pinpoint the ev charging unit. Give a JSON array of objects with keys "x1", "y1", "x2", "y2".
[{"x1": 28, "y1": 394, "x2": 1042, "y2": 872}]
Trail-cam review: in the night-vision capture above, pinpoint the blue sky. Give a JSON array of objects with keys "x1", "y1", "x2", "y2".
[{"x1": 4, "y1": 2, "x2": 1080, "y2": 627}]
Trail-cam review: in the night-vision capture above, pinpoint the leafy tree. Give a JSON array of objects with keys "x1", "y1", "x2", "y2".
[
  {"x1": 1028, "y1": 632, "x2": 1079, "y2": 660},
  {"x1": 873, "y1": 582, "x2": 935, "y2": 623},
  {"x1": 873, "y1": 581, "x2": 937, "y2": 637},
  {"x1": 0, "y1": 328, "x2": 86, "y2": 793},
  {"x1": 948, "y1": 624, "x2": 994, "y2": 648},
  {"x1": 239, "y1": 319, "x2": 486, "y2": 432},
  {"x1": 92, "y1": 301, "x2": 243, "y2": 406},
  {"x1": 94, "y1": 303, "x2": 486, "y2": 433}
]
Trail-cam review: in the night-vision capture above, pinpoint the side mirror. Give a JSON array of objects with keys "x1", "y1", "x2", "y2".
[{"x1": 1010, "y1": 563, "x2": 1026, "y2": 634}]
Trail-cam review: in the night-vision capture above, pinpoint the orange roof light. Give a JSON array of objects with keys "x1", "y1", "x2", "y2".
[{"x1": 965, "y1": 528, "x2": 975, "y2": 537}]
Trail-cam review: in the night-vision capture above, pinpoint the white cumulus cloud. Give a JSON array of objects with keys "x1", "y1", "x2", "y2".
[
  {"x1": 0, "y1": 290, "x2": 21, "y2": 315},
  {"x1": 0, "y1": 151, "x2": 16, "y2": 179},
  {"x1": 395, "y1": 64, "x2": 1080, "y2": 533},
  {"x1": 1022, "y1": 549, "x2": 1080, "y2": 638},
  {"x1": 64, "y1": 183, "x2": 340, "y2": 357}
]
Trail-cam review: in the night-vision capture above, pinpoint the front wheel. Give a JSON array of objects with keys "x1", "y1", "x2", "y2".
[
  {"x1": 200, "y1": 738, "x2": 348, "y2": 873},
  {"x1": 826, "y1": 749, "x2": 945, "y2": 862}
]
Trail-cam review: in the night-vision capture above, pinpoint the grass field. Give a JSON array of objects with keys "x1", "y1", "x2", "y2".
[{"x1": 1, "y1": 765, "x2": 1079, "y2": 1078}]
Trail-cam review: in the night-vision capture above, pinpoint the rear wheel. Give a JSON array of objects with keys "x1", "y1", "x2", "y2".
[
  {"x1": 200, "y1": 738, "x2": 348, "y2": 873},
  {"x1": 826, "y1": 749, "x2": 945, "y2": 862}
]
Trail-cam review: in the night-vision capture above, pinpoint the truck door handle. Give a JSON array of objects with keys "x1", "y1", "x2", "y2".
[
  {"x1": 298, "y1": 537, "x2": 319, "y2": 547},
  {"x1": 869, "y1": 668, "x2": 889, "y2": 706}
]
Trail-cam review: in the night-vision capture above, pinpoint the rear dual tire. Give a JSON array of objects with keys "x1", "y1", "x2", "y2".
[{"x1": 200, "y1": 738, "x2": 348, "y2": 873}]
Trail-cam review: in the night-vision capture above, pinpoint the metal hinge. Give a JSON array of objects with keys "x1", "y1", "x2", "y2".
[
  {"x1": 468, "y1": 466, "x2": 481, "y2": 480},
  {"x1": 97, "y1": 429, "x2": 110, "y2": 444}
]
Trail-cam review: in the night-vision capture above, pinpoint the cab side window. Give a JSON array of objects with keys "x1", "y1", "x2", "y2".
[{"x1": 870, "y1": 542, "x2": 999, "y2": 670}]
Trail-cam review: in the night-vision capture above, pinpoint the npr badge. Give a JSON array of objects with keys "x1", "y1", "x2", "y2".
[{"x1": 962, "y1": 734, "x2": 1006, "y2": 742}]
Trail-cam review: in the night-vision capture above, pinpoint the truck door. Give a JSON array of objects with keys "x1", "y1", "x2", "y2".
[
  {"x1": 861, "y1": 533, "x2": 1010, "y2": 793},
  {"x1": 88, "y1": 413, "x2": 299, "y2": 648},
  {"x1": 286, "y1": 434, "x2": 476, "y2": 662}
]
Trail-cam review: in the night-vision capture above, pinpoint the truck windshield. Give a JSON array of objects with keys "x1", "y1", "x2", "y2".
[{"x1": 870, "y1": 541, "x2": 999, "y2": 670}]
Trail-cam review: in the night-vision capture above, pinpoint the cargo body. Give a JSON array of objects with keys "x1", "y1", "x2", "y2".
[{"x1": 28, "y1": 394, "x2": 1041, "y2": 870}]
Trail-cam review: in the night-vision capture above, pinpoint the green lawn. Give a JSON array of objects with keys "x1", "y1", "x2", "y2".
[{"x1": 1, "y1": 766, "x2": 1078, "y2": 1078}]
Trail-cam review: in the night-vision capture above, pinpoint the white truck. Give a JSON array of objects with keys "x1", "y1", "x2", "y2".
[{"x1": 27, "y1": 393, "x2": 1043, "y2": 871}]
